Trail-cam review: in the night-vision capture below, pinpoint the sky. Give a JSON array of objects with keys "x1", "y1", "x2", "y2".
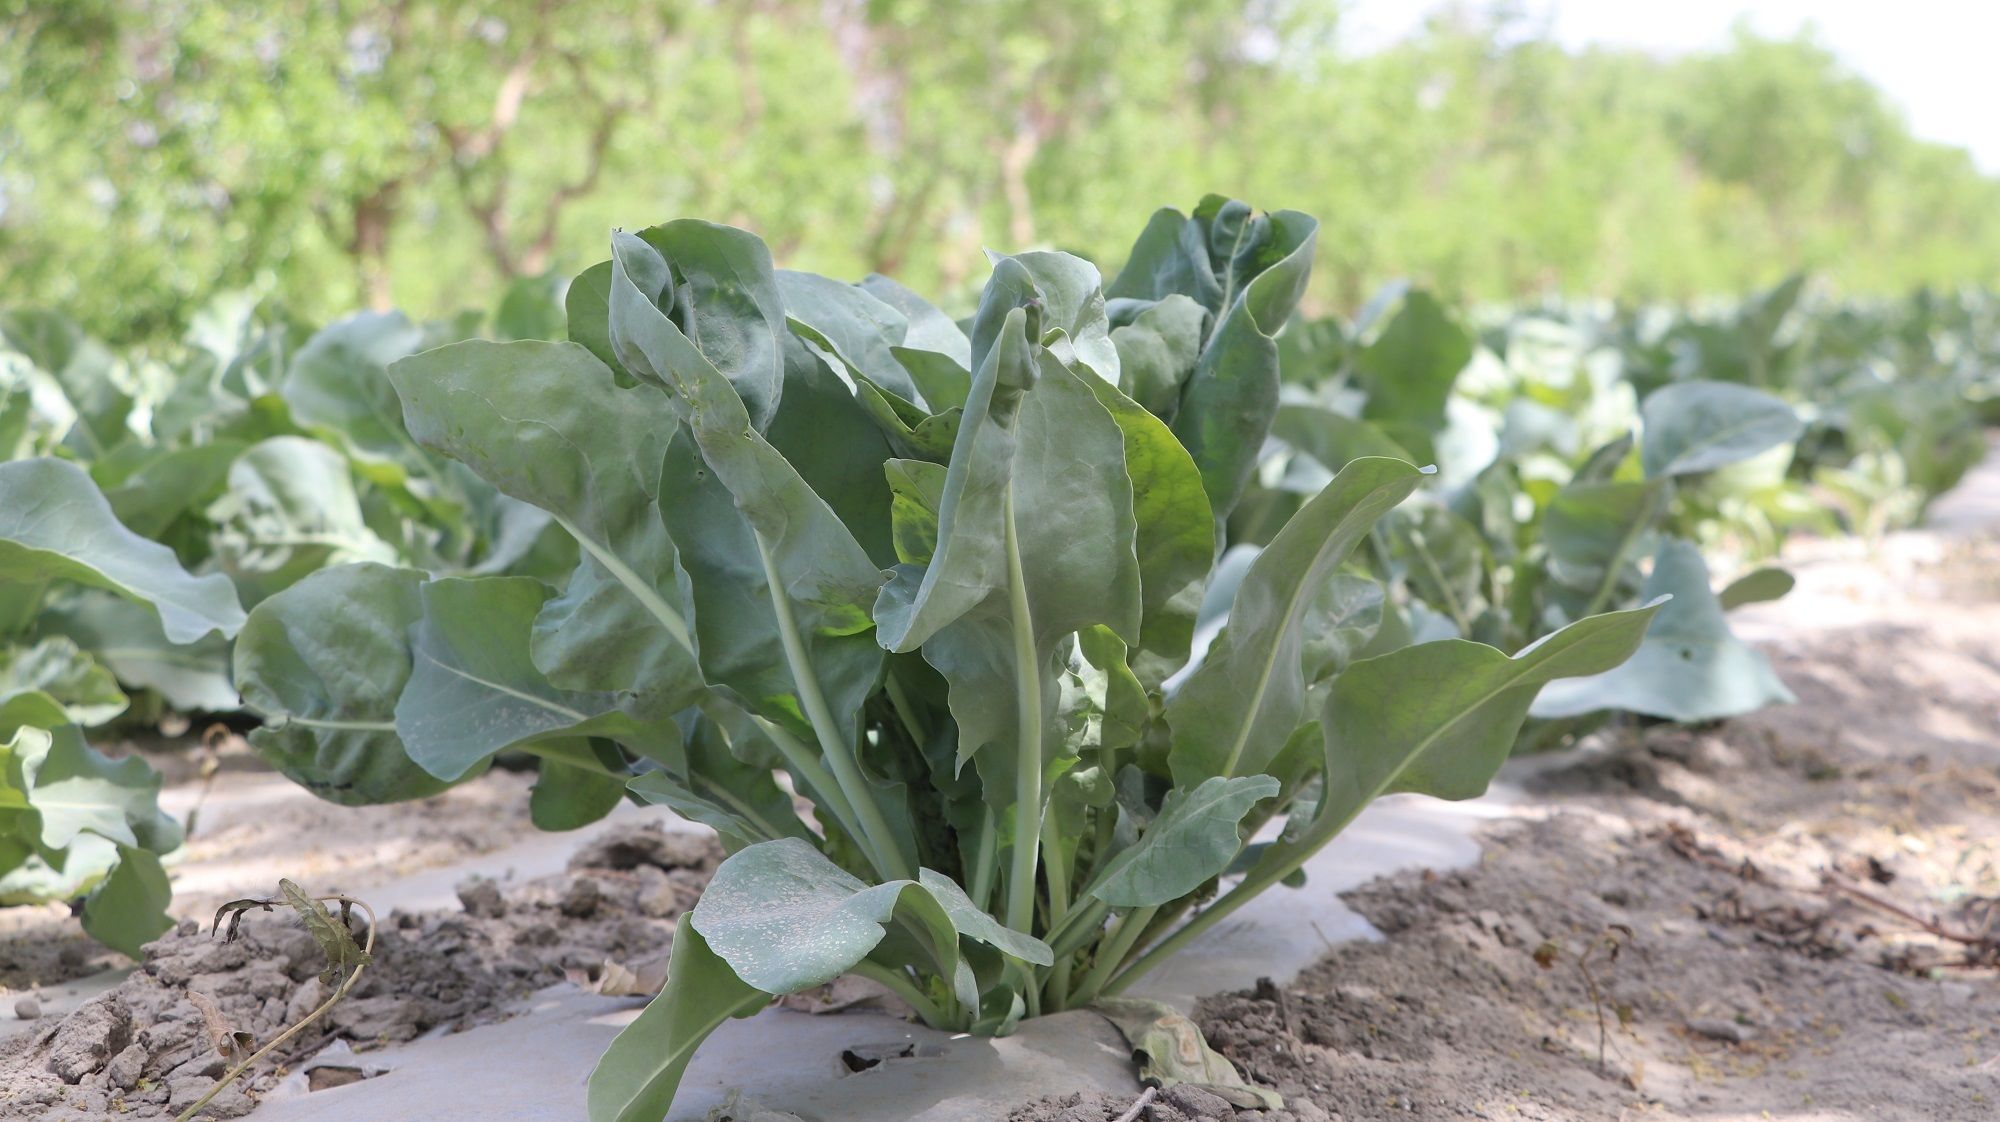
[{"x1": 1344, "y1": 0, "x2": 1999, "y2": 172}]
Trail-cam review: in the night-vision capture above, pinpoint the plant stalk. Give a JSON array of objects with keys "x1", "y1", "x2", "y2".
[
  {"x1": 1003, "y1": 493, "x2": 1044, "y2": 934},
  {"x1": 754, "y1": 534, "x2": 911, "y2": 882},
  {"x1": 174, "y1": 897, "x2": 377, "y2": 1122}
]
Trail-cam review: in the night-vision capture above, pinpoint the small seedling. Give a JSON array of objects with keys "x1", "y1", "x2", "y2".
[
  {"x1": 173, "y1": 880, "x2": 376, "y2": 1122},
  {"x1": 1534, "y1": 924, "x2": 1635, "y2": 1075}
]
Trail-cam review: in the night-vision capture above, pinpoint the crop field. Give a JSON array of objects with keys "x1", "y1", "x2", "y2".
[{"x1": 1, "y1": 5, "x2": 1998, "y2": 1122}]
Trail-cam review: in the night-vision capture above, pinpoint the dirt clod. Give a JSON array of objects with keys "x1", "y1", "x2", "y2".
[{"x1": 0, "y1": 827, "x2": 723, "y2": 1120}]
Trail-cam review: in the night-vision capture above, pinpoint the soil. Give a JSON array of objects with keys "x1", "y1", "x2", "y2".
[
  {"x1": 0, "y1": 753, "x2": 546, "y2": 994},
  {"x1": 1011, "y1": 512, "x2": 2000, "y2": 1119},
  {"x1": 0, "y1": 822, "x2": 719, "y2": 1121}
]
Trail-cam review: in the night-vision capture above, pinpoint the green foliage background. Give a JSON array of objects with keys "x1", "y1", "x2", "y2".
[{"x1": 5, "y1": 0, "x2": 1998, "y2": 343}]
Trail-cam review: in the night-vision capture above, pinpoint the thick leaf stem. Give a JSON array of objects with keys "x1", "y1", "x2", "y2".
[
  {"x1": 1003, "y1": 493, "x2": 1043, "y2": 935},
  {"x1": 1069, "y1": 904, "x2": 1157, "y2": 1007},
  {"x1": 1039, "y1": 813, "x2": 1074, "y2": 1010},
  {"x1": 1103, "y1": 801, "x2": 1370, "y2": 996},
  {"x1": 850, "y1": 960, "x2": 951, "y2": 1029},
  {"x1": 753, "y1": 534, "x2": 910, "y2": 882}
]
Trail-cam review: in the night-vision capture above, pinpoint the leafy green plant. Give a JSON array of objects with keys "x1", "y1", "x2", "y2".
[
  {"x1": 229, "y1": 197, "x2": 1660, "y2": 1120},
  {"x1": 0, "y1": 457, "x2": 246, "y2": 954},
  {"x1": 1255, "y1": 287, "x2": 1816, "y2": 743}
]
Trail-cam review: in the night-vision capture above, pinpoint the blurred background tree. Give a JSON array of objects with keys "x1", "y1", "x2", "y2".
[{"x1": 3, "y1": 0, "x2": 1997, "y2": 343}]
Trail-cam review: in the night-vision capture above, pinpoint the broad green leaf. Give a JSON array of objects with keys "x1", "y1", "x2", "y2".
[
  {"x1": 777, "y1": 269, "x2": 922, "y2": 404},
  {"x1": 205, "y1": 436, "x2": 399, "y2": 603},
  {"x1": 1718, "y1": 566, "x2": 1795, "y2": 609},
  {"x1": 876, "y1": 305, "x2": 1141, "y2": 836},
  {"x1": 1382, "y1": 504, "x2": 1489, "y2": 634},
  {"x1": 860, "y1": 273, "x2": 973, "y2": 369},
  {"x1": 0, "y1": 458, "x2": 246, "y2": 644},
  {"x1": 607, "y1": 222, "x2": 785, "y2": 431},
  {"x1": 1530, "y1": 539, "x2": 1794, "y2": 722},
  {"x1": 1088, "y1": 775, "x2": 1279, "y2": 907},
  {"x1": 386, "y1": 340, "x2": 703, "y2": 707},
  {"x1": 281, "y1": 312, "x2": 432, "y2": 478},
  {"x1": 765, "y1": 337, "x2": 897, "y2": 568},
  {"x1": 1355, "y1": 290, "x2": 1474, "y2": 459},
  {"x1": 1169, "y1": 208, "x2": 1318, "y2": 520},
  {"x1": 0, "y1": 637, "x2": 127, "y2": 727},
  {"x1": 99, "y1": 440, "x2": 245, "y2": 540},
  {"x1": 529, "y1": 749, "x2": 629, "y2": 832},
  {"x1": 626, "y1": 715, "x2": 810, "y2": 852},
  {"x1": 1271, "y1": 402, "x2": 1412, "y2": 480},
  {"x1": 1079, "y1": 373, "x2": 1214, "y2": 685},
  {"x1": 885, "y1": 458, "x2": 947, "y2": 566},
  {"x1": 1, "y1": 709, "x2": 179, "y2": 853},
  {"x1": 565, "y1": 260, "x2": 632, "y2": 381},
  {"x1": 984, "y1": 251, "x2": 1120, "y2": 384},
  {"x1": 396, "y1": 576, "x2": 659, "y2": 781},
  {"x1": 1543, "y1": 479, "x2": 1667, "y2": 596},
  {"x1": 234, "y1": 564, "x2": 455, "y2": 805},
  {"x1": 81, "y1": 845, "x2": 172, "y2": 958},
  {"x1": 1640, "y1": 381, "x2": 1803, "y2": 478},
  {"x1": 1238, "y1": 601, "x2": 1661, "y2": 895},
  {"x1": 586, "y1": 924, "x2": 768, "y2": 1122},
  {"x1": 41, "y1": 594, "x2": 240, "y2": 713},
  {"x1": 689, "y1": 838, "x2": 1051, "y2": 995},
  {"x1": 1166, "y1": 457, "x2": 1425, "y2": 785},
  {"x1": 610, "y1": 235, "x2": 886, "y2": 750},
  {"x1": 1110, "y1": 294, "x2": 1207, "y2": 418}
]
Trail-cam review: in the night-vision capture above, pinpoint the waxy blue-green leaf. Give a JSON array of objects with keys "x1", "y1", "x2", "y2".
[
  {"x1": 205, "y1": 436, "x2": 399, "y2": 604},
  {"x1": 876, "y1": 308, "x2": 1141, "y2": 824},
  {"x1": 1543, "y1": 479, "x2": 1668, "y2": 597},
  {"x1": 0, "y1": 703, "x2": 179, "y2": 854},
  {"x1": 1354, "y1": 290, "x2": 1474, "y2": 460},
  {"x1": 0, "y1": 638, "x2": 126, "y2": 727},
  {"x1": 1227, "y1": 602, "x2": 1661, "y2": 904},
  {"x1": 1718, "y1": 566, "x2": 1795, "y2": 609},
  {"x1": 1079, "y1": 373, "x2": 1214, "y2": 686},
  {"x1": 41, "y1": 595, "x2": 240, "y2": 713},
  {"x1": 397, "y1": 577, "x2": 664, "y2": 782},
  {"x1": 765, "y1": 337, "x2": 897, "y2": 568},
  {"x1": 1640, "y1": 381, "x2": 1803, "y2": 478},
  {"x1": 627, "y1": 715, "x2": 811, "y2": 852},
  {"x1": 80, "y1": 845, "x2": 173, "y2": 958},
  {"x1": 1166, "y1": 457, "x2": 1425, "y2": 785},
  {"x1": 585, "y1": 924, "x2": 769, "y2": 1122},
  {"x1": 1109, "y1": 295, "x2": 1207, "y2": 420},
  {"x1": 385, "y1": 340, "x2": 703, "y2": 709},
  {"x1": 610, "y1": 227, "x2": 913, "y2": 878},
  {"x1": 860, "y1": 273, "x2": 973, "y2": 369},
  {"x1": 0, "y1": 458, "x2": 245, "y2": 644},
  {"x1": 1107, "y1": 198, "x2": 1320, "y2": 519},
  {"x1": 529, "y1": 747, "x2": 629, "y2": 832},
  {"x1": 1271, "y1": 402, "x2": 1412, "y2": 481},
  {"x1": 607, "y1": 222, "x2": 785, "y2": 431},
  {"x1": 1088, "y1": 775, "x2": 1279, "y2": 907},
  {"x1": 281, "y1": 312, "x2": 433, "y2": 480},
  {"x1": 777, "y1": 269, "x2": 923, "y2": 405},
  {"x1": 1531, "y1": 539, "x2": 1793, "y2": 722},
  {"x1": 609, "y1": 235, "x2": 886, "y2": 744},
  {"x1": 689, "y1": 838, "x2": 1052, "y2": 996},
  {"x1": 234, "y1": 564, "x2": 455, "y2": 805},
  {"x1": 885, "y1": 458, "x2": 947, "y2": 566}
]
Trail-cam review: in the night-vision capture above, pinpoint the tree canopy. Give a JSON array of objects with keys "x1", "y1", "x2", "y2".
[{"x1": 4, "y1": 1, "x2": 1996, "y2": 342}]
